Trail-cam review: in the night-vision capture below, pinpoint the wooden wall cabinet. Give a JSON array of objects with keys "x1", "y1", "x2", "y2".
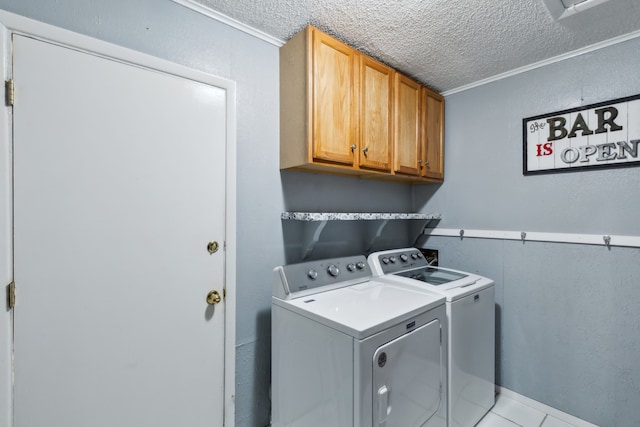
[
  {"x1": 394, "y1": 73, "x2": 421, "y2": 177},
  {"x1": 280, "y1": 25, "x2": 359, "y2": 174},
  {"x1": 310, "y1": 28, "x2": 359, "y2": 166},
  {"x1": 280, "y1": 25, "x2": 444, "y2": 183},
  {"x1": 359, "y1": 55, "x2": 393, "y2": 172},
  {"x1": 420, "y1": 87, "x2": 445, "y2": 180}
]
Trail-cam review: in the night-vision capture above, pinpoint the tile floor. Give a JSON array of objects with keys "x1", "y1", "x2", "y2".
[{"x1": 477, "y1": 393, "x2": 578, "y2": 427}]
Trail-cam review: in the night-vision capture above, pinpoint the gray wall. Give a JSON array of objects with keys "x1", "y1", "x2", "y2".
[
  {"x1": 0, "y1": 2, "x2": 416, "y2": 426},
  {"x1": 414, "y1": 36, "x2": 640, "y2": 426},
  {"x1": 282, "y1": 170, "x2": 414, "y2": 262}
]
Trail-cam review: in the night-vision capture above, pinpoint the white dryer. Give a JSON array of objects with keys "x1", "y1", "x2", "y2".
[
  {"x1": 272, "y1": 254, "x2": 448, "y2": 427},
  {"x1": 368, "y1": 248, "x2": 495, "y2": 427}
]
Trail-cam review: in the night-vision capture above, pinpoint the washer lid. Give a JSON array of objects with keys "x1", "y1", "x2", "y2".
[
  {"x1": 397, "y1": 267, "x2": 469, "y2": 285},
  {"x1": 378, "y1": 270, "x2": 494, "y2": 301},
  {"x1": 272, "y1": 279, "x2": 445, "y2": 339},
  {"x1": 367, "y1": 248, "x2": 494, "y2": 301}
]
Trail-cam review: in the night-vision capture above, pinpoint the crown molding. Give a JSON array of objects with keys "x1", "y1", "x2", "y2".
[
  {"x1": 172, "y1": 0, "x2": 285, "y2": 47},
  {"x1": 443, "y1": 28, "x2": 640, "y2": 96}
]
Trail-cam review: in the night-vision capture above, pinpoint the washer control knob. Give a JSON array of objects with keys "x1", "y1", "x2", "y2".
[
  {"x1": 356, "y1": 261, "x2": 366, "y2": 270},
  {"x1": 327, "y1": 264, "x2": 340, "y2": 277},
  {"x1": 411, "y1": 253, "x2": 418, "y2": 259},
  {"x1": 347, "y1": 263, "x2": 356, "y2": 272},
  {"x1": 400, "y1": 254, "x2": 408, "y2": 262},
  {"x1": 382, "y1": 257, "x2": 390, "y2": 264},
  {"x1": 307, "y1": 269, "x2": 318, "y2": 280},
  {"x1": 416, "y1": 252, "x2": 423, "y2": 258},
  {"x1": 389, "y1": 256, "x2": 397, "y2": 263}
]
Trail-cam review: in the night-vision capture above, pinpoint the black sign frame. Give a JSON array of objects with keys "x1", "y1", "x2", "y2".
[{"x1": 522, "y1": 93, "x2": 640, "y2": 176}]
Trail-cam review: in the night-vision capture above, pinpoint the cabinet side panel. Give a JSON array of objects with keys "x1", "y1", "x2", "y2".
[{"x1": 280, "y1": 28, "x2": 309, "y2": 169}]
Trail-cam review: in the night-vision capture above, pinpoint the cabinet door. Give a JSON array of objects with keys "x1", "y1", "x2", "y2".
[
  {"x1": 394, "y1": 73, "x2": 421, "y2": 176},
  {"x1": 359, "y1": 56, "x2": 392, "y2": 171},
  {"x1": 421, "y1": 87, "x2": 445, "y2": 180},
  {"x1": 312, "y1": 28, "x2": 358, "y2": 166}
]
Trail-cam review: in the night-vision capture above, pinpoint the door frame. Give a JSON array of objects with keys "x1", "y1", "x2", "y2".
[{"x1": 0, "y1": 10, "x2": 237, "y2": 426}]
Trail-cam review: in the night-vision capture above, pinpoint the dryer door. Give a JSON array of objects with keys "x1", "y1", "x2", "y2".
[{"x1": 372, "y1": 319, "x2": 442, "y2": 427}]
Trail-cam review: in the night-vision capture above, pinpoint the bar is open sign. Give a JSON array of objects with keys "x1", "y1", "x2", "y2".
[{"x1": 523, "y1": 94, "x2": 640, "y2": 175}]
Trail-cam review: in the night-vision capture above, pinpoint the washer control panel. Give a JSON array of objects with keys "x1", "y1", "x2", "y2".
[
  {"x1": 274, "y1": 255, "x2": 371, "y2": 299},
  {"x1": 375, "y1": 248, "x2": 428, "y2": 274}
]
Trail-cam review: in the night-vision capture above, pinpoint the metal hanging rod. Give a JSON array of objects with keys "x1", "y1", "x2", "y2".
[{"x1": 423, "y1": 228, "x2": 640, "y2": 248}]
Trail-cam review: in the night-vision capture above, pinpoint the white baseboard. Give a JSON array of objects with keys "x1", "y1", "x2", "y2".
[{"x1": 496, "y1": 386, "x2": 600, "y2": 427}]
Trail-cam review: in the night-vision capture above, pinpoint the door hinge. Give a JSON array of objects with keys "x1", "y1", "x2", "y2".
[
  {"x1": 5, "y1": 79, "x2": 14, "y2": 106},
  {"x1": 7, "y1": 281, "x2": 15, "y2": 309}
]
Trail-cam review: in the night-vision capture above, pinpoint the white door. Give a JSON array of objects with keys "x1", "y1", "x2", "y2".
[
  {"x1": 373, "y1": 319, "x2": 442, "y2": 427},
  {"x1": 12, "y1": 34, "x2": 228, "y2": 426}
]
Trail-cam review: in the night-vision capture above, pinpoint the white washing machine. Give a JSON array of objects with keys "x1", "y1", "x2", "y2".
[
  {"x1": 368, "y1": 248, "x2": 495, "y2": 427},
  {"x1": 272, "y1": 254, "x2": 448, "y2": 427}
]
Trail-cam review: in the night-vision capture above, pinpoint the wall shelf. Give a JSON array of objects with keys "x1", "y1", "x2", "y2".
[{"x1": 282, "y1": 212, "x2": 442, "y2": 258}]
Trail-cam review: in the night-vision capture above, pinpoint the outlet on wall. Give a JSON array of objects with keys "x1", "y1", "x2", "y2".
[{"x1": 420, "y1": 248, "x2": 439, "y2": 266}]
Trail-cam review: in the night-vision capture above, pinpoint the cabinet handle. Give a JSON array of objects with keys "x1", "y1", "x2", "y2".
[
  {"x1": 351, "y1": 144, "x2": 357, "y2": 151},
  {"x1": 363, "y1": 146, "x2": 369, "y2": 154},
  {"x1": 425, "y1": 160, "x2": 430, "y2": 167},
  {"x1": 418, "y1": 159, "x2": 423, "y2": 166}
]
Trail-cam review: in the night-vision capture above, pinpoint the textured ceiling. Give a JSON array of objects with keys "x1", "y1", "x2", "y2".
[{"x1": 193, "y1": 0, "x2": 640, "y2": 93}]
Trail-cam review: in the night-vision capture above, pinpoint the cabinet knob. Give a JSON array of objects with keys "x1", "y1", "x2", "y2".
[
  {"x1": 418, "y1": 159, "x2": 423, "y2": 165},
  {"x1": 425, "y1": 160, "x2": 430, "y2": 167},
  {"x1": 351, "y1": 144, "x2": 357, "y2": 151},
  {"x1": 363, "y1": 146, "x2": 369, "y2": 154}
]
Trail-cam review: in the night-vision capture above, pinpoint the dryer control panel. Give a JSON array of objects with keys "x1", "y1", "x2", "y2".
[{"x1": 273, "y1": 255, "x2": 372, "y2": 300}]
